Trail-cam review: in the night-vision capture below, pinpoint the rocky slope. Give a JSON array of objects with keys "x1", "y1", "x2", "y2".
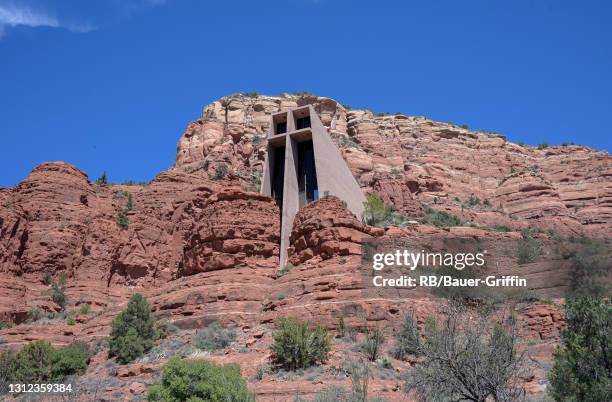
[{"x1": 0, "y1": 93, "x2": 610, "y2": 400}]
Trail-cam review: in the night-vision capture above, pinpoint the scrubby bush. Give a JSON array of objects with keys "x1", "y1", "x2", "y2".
[
  {"x1": 79, "y1": 303, "x2": 91, "y2": 314},
  {"x1": 108, "y1": 293, "x2": 156, "y2": 364},
  {"x1": 254, "y1": 364, "x2": 267, "y2": 381},
  {"x1": 490, "y1": 225, "x2": 512, "y2": 232},
  {"x1": 116, "y1": 207, "x2": 129, "y2": 229},
  {"x1": 517, "y1": 230, "x2": 540, "y2": 264},
  {"x1": 566, "y1": 237, "x2": 609, "y2": 298},
  {"x1": 516, "y1": 289, "x2": 541, "y2": 303},
  {"x1": 28, "y1": 307, "x2": 45, "y2": 322},
  {"x1": 0, "y1": 349, "x2": 17, "y2": 394},
  {"x1": 0, "y1": 340, "x2": 89, "y2": 392},
  {"x1": 111, "y1": 328, "x2": 144, "y2": 364},
  {"x1": 337, "y1": 316, "x2": 346, "y2": 338},
  {"x1": 537, "y1": 142, "x2": 550, "y2": 150},
  {"x1": 392, "y1": 312, "x2": 421, "y2": 360},
  {"x1": 270, "y1": 318, "x2": 331, "y2": 370},
  {"x1": 362, "y1": 327, "x2": 384, "y2": 361},
  {"x1": 212, "y1": 163, "x2": 228, "y2": 180},
  {"x1": 465, "y1": 195, "x2": 481, "y2": 208},
  {"x1": 403, "y1": 308, "x2": 527, "y2": 402},
  {"x1": 94, "y1": 171, "x2": 108, "y2": 185},
  {"x1": 278, "y1": 263, "x2": 295, "y2": 277},
  {"x1": 52, "y1": 282, "x2": 68, "y2": 310},
  {"x1": 548, "y1": 297, "x2": 611, "y2": 401},
  {"x1": 147, "y1": 357, "x2": 254, "y2": 401},
  {"x1": 421, "y1": 207, "x2": 462, "y2": 227},
  {"x1": 192, "y1": 321, "x2": 237, "y2": 352},
  {"x1": 13, "y1": 341, "x2": 56, "y2": 383},
  {"x1": 362, "y1": 192, "x2": 389, "y2": 226},
  {"x1": 344, "y1": 358, "x2": 372, "y2": 402},
  {"x1": 378, "y1": 356, "x2": 393, "y2": 370},
  {"x1": 49, "y1": 342, "x2": 89, "y2": 381},
  {"x1": 362, "y1": 192, "x2": 408, "y2": 227},
  {"x1": 154, "y1": 321, "x2": 179, "y2": 340}
]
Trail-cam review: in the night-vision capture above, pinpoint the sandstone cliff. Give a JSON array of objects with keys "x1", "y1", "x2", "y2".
[{"x1": 0, "y1": 93, "x2": 609, "y2": 400}]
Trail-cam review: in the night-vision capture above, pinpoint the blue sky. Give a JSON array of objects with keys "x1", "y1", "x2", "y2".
[{"x1": 0, "y1": 0, "x2": 610, "y2": 187}]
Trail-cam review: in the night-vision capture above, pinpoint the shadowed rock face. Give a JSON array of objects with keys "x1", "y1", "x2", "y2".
[{"x1": 0, "y1": 93, "x2": 609, "y2": 400}]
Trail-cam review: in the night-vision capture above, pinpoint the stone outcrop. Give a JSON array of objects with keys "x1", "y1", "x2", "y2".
[{"x1": 0, "y1": 93, "x2": 610, "y2": 400}]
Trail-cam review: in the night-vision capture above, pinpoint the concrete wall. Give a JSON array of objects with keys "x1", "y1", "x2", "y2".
[
  {"x1": 308, "y1": 105, "x2": 365, "y2": 219},
  {"x1": 261, "y1": 106, "x2": 365, "y2": 268}
]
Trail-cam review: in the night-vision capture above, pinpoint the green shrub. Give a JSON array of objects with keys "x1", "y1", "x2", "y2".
[
  {"x1": 79, "y1": 303, "x2": 91, "y2": 314},
  {"x1": 50, "y1": 342, "x2": 89, "y2": 381},
  {"x1": 192, "y1": 322, "x2": 237, "y2": 352},
  {"x1": 549, "y1": 297, "x2": 611, "y2": 402},
  {"x1": 421, "y1": 207, "x2": 462, "y2": 227},
  {"x1": 270, "y1": 318, "x2": 331, "y2": 370},
  {"x1": 337, "y1": 316, "x2": 346, "y2": 338},
  {"x1": 212, "y1": 163, "x2": 228, "y2": 180},
  {"x1": 147, "y1": 357, "x2": 254, "y2": 401},
  {"x1": 108, "y1": 293, "x2": 156, "y2": 364},
  {"x1": 378, "y1": 356, "x2": 393, "y2": 369},
  {"x1": 0, "y1": 320, "x2": 13, "y2": 330},
  {"x1": 516, "y1": 290, "x2": 541, "y2": 303},
  {"x1": 490, "y1": 225, "x2": 512, "y2": 232},
  {"x1": 0, "y1": 349, "x2": 17, "y2": 394},
  {"x1": 517, "y1": 230, "x2": 540, "y2": 264},
  {"x1": 94, "y1": 171, "x2": 108, "y2": 185},
  {"x1": 28, "y1": 307, "x2": 44, "y2": 322},
  {"x1": 52, "y1": 282, "x2": 68, "y2": 311},
  {"x1": 466, "y1": 195, "x2": 481, "y2": 208},
  {"x1": 126, "y1": 192, "x2": 134, "y2": 211},
  {"x1": 2, "y1": 341, "x2": 89, "y2": 386},
  {"x1": 567, "y1": 237, "x2": 609, "y2": 298},
  {"x1": 111, "y1": 327, "x2": 144, "y2": 364},
  {"x1": 392, "y1": 312, "x2": 421, "y2": 360},
  {"x1": 361, "y1": 327, "x2": 384, "y2": 361},
  {"x1": 362, "y1": 192, "x2": 390, "y2": 226},
  {"x1": 13, "y1": 341, "x2": 56, "y2": 383},
  {"x1": 311, "y1": 385, "x2": 349, "y2": 402},
  {"x1": 154, "y1": 321, "x2": 179, "y2": 340},
  {"x1": 344, "y1": 358, "x2": 372, "y2": 401},
  {"x1": 116, "y1": 207, "x2": 129, "y2": 229},
  {"x1": 122, "y1": 180, "x2": 150, "y2": 186},
  {"x1": 42, "y1": 272, "x2": 52, "y2": 285},
  {"x1": 278, "y1": 263, "x2": 294, "y2": 277},
  {"x1": 537, "y1": 142, "x2": 550, "y2": 150},
  {"x1": 254, "y1": 364, "x2": 267, "y2": 381},
  {"x1": 362, "y1": 192, "x2": 408, "y2": 227},
  {"x1": 66, "y1": 317, "x2": 76, "y2": 326}
]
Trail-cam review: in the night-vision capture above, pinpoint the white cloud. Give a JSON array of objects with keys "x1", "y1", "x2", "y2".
[{"x1": 0, "y1": 2, "x2": 94, "y2": 38}]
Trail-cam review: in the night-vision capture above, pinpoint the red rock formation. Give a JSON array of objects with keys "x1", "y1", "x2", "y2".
[{"x1": 0, "y1": 93, "x2": 609, "y2": 400}]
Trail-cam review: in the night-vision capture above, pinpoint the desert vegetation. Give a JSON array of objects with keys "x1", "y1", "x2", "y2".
[
  {"x1": 108, "y1": 293, "x2": 159, "y2": 364},
  {"x1": 147, "y1": 357, "x2": 254, "y2": 401},
  {"x1": 402, "y1": 307, "x2": 528, "y2": 402},
  {"x1": 549, "y1": 296, "x2": 611, "y2": 401},
  {"x1": 0, "y1": 341, "x2": 89, "y2": 394},
  {"x1": 192, "y1": 321, "x2": 237, "y2": 352},
  {"x1": 270, "y1": 317, "x2": 331, "y2": 370}
]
